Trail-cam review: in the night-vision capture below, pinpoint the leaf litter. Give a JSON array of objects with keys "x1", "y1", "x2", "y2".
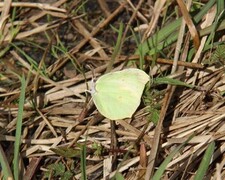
[{"x1": 0, "y1": 0, "x2": 225, "y2": 179}]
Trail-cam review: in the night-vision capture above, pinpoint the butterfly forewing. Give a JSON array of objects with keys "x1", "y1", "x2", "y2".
[{"x1": 92, "y1": 68, "x2": 149, "y2": 120}]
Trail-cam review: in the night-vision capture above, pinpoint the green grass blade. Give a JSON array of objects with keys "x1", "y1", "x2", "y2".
[
  {"x1": 106, "y1": 23, "x2": 124, "y2": 72},
  {"x1": 205, "y1": 0, "x2": 225, "y2": 47},
  {"x1": 194, "y1": 141, "x2": 215, "y2": 180},
  {"x1": 194, "y1": 0, "x2": 216, "y2": 22},
  {"x1": 152, "y1": 135, "x2": 194, "y2": 180},
  {"x1": 0, "y1": 145, "x2": 13, "y2": 180},
  {"x1": 10, "y1": 43, "x2": 48, "y2": 77},
  {"x1": 131, "y1": 27, "x2": 146, "y2": 69},
  {"x1": 115, "y1": 172, "x2": 125, "y2": 180},
  {"x1": 11, "y1": 43, "x2": 38, "y2": 68},
  {"x1": 0, "y1": 46, "x2": 11, "y2": 58},
  {"x1": 154, "y1": 77, "x2": 195, "y2": 88},
  {"x1": 217, "y1": 0, "x2": 224, "y2": 16},
  {"x1": 81, "y1": 144, "x2": 87, "y2": 180},
  {"x1": 13, "y1": 75, "x2": 26, "y2": 180},
  {"x1": 136, "y1": 0, "x2": 216, "y2": 55}
]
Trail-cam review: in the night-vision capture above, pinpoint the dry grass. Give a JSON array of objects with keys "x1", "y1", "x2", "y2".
[{"x1": 0, "y1": 0, "x2": 225, "y2": 179}]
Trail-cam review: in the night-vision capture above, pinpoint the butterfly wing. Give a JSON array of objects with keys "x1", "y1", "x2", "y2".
[{"x1": 92, "y1": 68, "x2": 149, "y2": 120}]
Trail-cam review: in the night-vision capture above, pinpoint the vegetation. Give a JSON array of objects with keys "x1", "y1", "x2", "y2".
[{"x1": 0, "y1": 0, "x2": 225, "y2": 179}]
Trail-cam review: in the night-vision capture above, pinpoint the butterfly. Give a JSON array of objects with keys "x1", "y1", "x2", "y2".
[{"x1": 90, "y1": 68, "x2": 149, "y2": 120}]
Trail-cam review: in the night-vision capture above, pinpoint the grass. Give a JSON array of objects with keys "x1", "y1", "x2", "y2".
[
  {"x1": 13, "y1": 75, "x2": 26, "y2": 180},
  {"x1": 0, "y1": 0, "x2": 225, "y2": 179}
]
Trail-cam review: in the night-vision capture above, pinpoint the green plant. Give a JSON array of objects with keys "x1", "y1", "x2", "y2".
[{"x1": 45, "y1": 162, "x2": 73, "y2": 180}]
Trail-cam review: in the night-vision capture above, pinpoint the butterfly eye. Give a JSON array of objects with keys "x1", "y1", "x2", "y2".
[{"x1": 86, "y1": 78, "x2": 96, "y2": 95}]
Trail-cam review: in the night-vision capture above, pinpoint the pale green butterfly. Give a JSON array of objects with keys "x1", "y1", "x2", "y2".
[{"x1": 90, "y1": 68, "x2": 149, "y2": 120}]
